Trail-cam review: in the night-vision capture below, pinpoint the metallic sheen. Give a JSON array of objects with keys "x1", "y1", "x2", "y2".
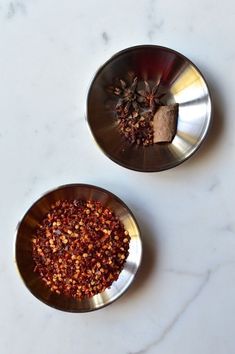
[
  {"x1": 15, "y1": 184, "x2": 142, "y2": 312},
  {"x1": 87, "y1": 45, "x2": 212, "y2": 172}
]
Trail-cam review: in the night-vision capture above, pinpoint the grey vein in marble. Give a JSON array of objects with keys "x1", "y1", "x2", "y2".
[
  {"x1": 222, "y1": 224, "x2": 235, "y2": 234},
  {"x1": 162, "y1": 268, "x2": 205, "y2": 279},
  {"x1": 6, "y1": 1, "x2": 26, "y2": 18},
  {"x1": 208, "y1": 180, "x2": 220, "y2": 192},
  {"x1": 101, "y1": 31, "x2": 110, "y2": 44},
  {"x1": 147, "y1": 0, "x2": 164, "y2": 40},
  {"x1": 128, "y1": 271, "x2": 211, "y2": 354}
]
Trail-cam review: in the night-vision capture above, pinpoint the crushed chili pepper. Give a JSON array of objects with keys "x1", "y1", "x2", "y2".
[{"x1": 32, "y1": 200, "x2": 130, "y2": 299}]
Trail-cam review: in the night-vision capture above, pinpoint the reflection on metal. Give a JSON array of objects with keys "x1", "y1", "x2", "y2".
[
  {"x1": 87, "y1": 45, "x2": 212, "y2": 172},
  {"x1": 15, "y1": 184, "x2": 142, "y2": 312}
]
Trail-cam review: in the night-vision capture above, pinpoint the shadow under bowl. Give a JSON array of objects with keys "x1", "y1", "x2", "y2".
[
  {"x1": 15, "y1": 184, "x2": 142, "y2": 312},
  {"x1": 87, "y1": 45, "x2": 212, "y2": 172}
]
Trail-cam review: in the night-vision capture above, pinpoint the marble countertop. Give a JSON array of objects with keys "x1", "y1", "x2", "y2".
[{"x1": 0, "y1": 1, "x2": 234, "y2": 353}]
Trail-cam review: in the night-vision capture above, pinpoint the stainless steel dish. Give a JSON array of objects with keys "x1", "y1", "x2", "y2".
[
  {"x1": 87, "y1": 45, "x2": 212, "y2": 172},
  {"x1": 15, "y1": 184, "x2": 142, "y2": 312}
]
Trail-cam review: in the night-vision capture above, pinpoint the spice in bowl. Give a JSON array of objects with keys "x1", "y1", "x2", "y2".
[
  {"x1": 32, "y1": 200, "x2": 130, "y2": 300},
  {"x1": 110, "y1": 76, "x2": 178, "y2": 146}
]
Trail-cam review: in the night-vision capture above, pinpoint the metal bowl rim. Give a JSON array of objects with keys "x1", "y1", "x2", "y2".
[
  {"x1": 86, "y1": 44, "x2": 213, "y2": 172},
  {"x1": 14, "y1": 183, "x2": 142, "y2": 312}
]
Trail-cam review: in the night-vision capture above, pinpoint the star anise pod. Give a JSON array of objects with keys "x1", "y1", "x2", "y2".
[
  {"x1": 137, "y1": 80, "x2": 161, "y2": 113},
  {"x1": 114, "y1": 77, "x2": 140, "y2": 115}
]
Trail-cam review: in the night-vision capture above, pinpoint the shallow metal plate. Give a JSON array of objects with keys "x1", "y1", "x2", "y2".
[
  {"x1": 15, "y1": 184, "x2": 142, "y2": 312},
  {"x1": 87, "y1": 45, "x2": 212, "y2": 172}
]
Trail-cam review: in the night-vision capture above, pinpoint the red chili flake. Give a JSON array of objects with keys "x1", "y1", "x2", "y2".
[{"x1": 32, "y1": 200, "x2": 130, "y2": 299}]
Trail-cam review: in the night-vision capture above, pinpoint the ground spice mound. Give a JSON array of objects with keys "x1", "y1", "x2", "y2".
[{"x1": 32, "y1": 200, "x2": 130, "y2": 299}]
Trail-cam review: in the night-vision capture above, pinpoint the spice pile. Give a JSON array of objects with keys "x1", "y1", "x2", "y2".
[
  {"x1": 112, "y1": 76, "x2": 178, "y2": 145},
  {"x1": 32, "y1": 200, "x2": 130, "y2": 299}
]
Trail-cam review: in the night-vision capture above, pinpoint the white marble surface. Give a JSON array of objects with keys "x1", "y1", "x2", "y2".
[{"x1": 0, "y1": 0, "x2": 234, "y2": 353}]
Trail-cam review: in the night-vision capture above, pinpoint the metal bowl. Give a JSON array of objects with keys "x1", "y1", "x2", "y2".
[
  {"x1": 15, "y1": 184, "x2": 142, "y2": 312},
  {"x1": 87, "y1": 45, "x2": 212, "y2": 172}
]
